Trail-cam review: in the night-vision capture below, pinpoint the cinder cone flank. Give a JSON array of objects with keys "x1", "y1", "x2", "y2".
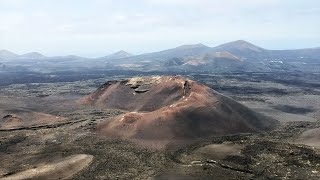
[{"x1": 80, "y1": 76, "x2": 279, "y2": 147}]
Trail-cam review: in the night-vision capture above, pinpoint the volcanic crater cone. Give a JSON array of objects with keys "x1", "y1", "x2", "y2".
[{"x1": 80, "y1": 76, "x2": 278, "y2": 145}]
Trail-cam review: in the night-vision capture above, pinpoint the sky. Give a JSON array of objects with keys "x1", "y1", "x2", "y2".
[{"x1": 0, "y1": 0, "x2": 319, "y2": 57}]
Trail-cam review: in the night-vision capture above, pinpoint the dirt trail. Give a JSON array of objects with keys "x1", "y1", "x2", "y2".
[{"x1": 1, "y1": 154, "x2": 93, "y2": 180}]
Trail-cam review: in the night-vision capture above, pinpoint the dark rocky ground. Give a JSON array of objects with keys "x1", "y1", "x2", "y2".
[
  {"x1": 158, "y1": 121, "x2": 320, "y2": 179},
  {"x1": 0, "y1": 71, "x2": 319, "y2": 179}
]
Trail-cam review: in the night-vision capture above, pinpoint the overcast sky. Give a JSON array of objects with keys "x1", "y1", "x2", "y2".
[{"x1": 0, "y1": 0, "x2": 319, "y2": 57}]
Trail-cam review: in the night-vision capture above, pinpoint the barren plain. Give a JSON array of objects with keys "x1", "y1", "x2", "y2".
[{"x1": 0, "y1": 71, "x2": 320, "y2": 179}]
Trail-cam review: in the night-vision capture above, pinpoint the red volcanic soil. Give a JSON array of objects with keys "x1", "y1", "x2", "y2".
[
  {"x1": 80, "y1": 76, "x2": 278, "y2": 147},
  {"x1": 79, "y1": 76, "x2": 187, "y2": 112}
]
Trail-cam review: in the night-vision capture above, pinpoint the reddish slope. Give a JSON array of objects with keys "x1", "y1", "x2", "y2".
[
  {"x1": 79, "y1": 76, "x2": 187, "y2": 112},
  {"x1": 80, "y1": 76, "x2": 278, "y2": 146}
]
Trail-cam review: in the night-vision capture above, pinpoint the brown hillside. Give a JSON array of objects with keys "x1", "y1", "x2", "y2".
[
  {"x1": 80, "y1": 76, "x2": 278, "y2": 147},
  {"x1": 0, "y1": 109, "x2": 66, "y2": 130},
  {"x1": 295, "y1": 127, "x2": 320, "y2": 148}
]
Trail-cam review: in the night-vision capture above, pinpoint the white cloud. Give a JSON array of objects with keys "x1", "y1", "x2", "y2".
[{"x1": 146, "y1": 0, "x2": 280, "y2": 10}]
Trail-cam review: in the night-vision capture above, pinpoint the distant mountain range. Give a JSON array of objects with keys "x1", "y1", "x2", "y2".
[
  {"x1": 1, "y1": 40, "x2": 319, "y2": 73},
  {"x1": 0, "y1": 49, "x2": 133, "y2": 60},
  {"x1": 0, "y1": 50, "x2": 19, "y2": 59},
  {"x1": 100, "y1": 50, "x2": 133, "y2": 60}
]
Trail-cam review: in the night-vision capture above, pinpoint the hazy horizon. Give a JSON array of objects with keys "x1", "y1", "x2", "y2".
[{"x1": 1, "y1": 0, "x2": 319, "y2": 57}]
